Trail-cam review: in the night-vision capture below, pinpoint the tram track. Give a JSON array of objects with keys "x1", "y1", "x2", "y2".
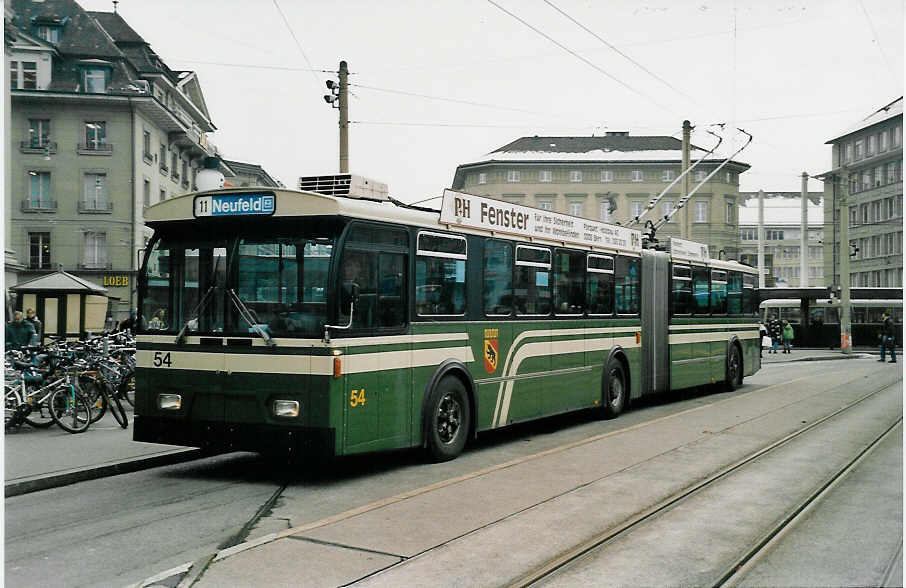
[{"x1": 507, "y1": 377, "x2": 902, "y2": 587}]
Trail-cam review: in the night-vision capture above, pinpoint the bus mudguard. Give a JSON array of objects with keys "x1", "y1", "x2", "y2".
[{"x1": 421, "y1": 359, "x2": 477, "y2": 446}]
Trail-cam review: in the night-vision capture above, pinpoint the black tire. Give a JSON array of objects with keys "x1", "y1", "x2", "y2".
[
  {"x1": 601, "y1": 357, "x2": 627, "y2": 419},
  {"x1": 725, "y1": 345, "x2": 743, "y2": 391},
  {"x1": 105, "y1": 384, "x2": 129, "y2": 429},
  {"x1": 49, "y1": 387, "x2": 92, "y2": 433},
  {"x1": 117, "y1": 369, "x2": 135, "y2": 408},
  {"x1": 425, "y1": 376, "x2": 470, "y2": 462},
  {"x1": 23, "y1": 394, "x2": 56, "y2": 428},
  {"x1": 82, "y1": 381, "x2": 108, "y2": 424}
]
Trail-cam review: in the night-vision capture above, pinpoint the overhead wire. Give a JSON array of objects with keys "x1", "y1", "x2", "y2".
[
  {"x1": 857, "y1": 0, "x2": 896, "y2": 81},
  {"x1": 271, "y1": 0, "x2": 322, "y2": 87}
]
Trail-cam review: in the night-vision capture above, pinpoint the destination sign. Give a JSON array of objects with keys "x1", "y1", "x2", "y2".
[
  {"x1": 439, "y1": 190, "x2": 642, "y2": 253},
  {"x1": 193, "y1": 193, "x2": 275, "y2": 218},
  {"x1": 669, "y1": 237, "x2": 710, "y2": 261}
]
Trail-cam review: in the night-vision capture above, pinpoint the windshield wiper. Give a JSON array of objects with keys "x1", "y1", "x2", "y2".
[
  {"x1": 175, "y1": 285, "x2": 218, "y2": 344},
  {"x1": 228, "y1": 289, "x2": 276, "y2": 348}
]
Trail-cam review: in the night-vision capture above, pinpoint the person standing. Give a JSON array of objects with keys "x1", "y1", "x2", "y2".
[
  {"x1": 768, "y1": 314, "x2": 783, "y2": 354},
  {"x1": 25, "y1": 308, "x2": 42, "y2": 341},
  {"x1": 781, "y1": 320, "x2": 794, "y2": 354},
  {"x1": 879, "y1": 311, "x2": 897, "y2": 364},
  {"x1": 6, "y1": 311, "x2": 37, "y2": 350}
]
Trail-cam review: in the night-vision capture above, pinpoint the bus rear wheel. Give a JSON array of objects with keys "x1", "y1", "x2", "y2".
[
  {"x1": 602, "y1": 358, "x2": 627, "y2": 419},
  {"x1": 426, "y1": 377, "x2": 470, "y2": 462},
  {"x1": 725, "y1": 345, "x2": 743, "y2": 391}
]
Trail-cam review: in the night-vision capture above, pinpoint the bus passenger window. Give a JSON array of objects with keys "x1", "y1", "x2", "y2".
[
  {"x1": 614, "y1": 256, "x2": 640, "y2": 315},
  {"x1": 554, "y1": 249, "x2": 585, "y2": 315},
  {"x1": 484, "y1": 240, "x2": 513, "y2": 316},
  {"x1": 692, "y1": 267, "x2": 710, "y2": 314},
  {"x1": 727, "y1": 271, "x2": 743, "y2": 315},
  {"x1": 742, "y1": 273, "x2": 757, "y2": 315},
  {"x1": 515, "y1": 246, "x2": 552, "y2": 316},
  {"x1": 710, "y1": 270, "x2": 728, "y2": 314},
  {"x1": 416, "y1": 232, "x2": 467, "y2": 316},
  {"x1": 378, "y1": 253, "x2": 406, "y2": 328},
  {"x1": 587, "y1": 254, "x2": 614, "y2": 315},
  {"x1": 671, "y1": 264, "x2": 692, "y2": 315}
]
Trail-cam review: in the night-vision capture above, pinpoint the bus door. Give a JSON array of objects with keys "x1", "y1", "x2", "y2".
[
  {"x1": 340, "y1": 227, "x2": 410, "y2": 451},
  {"x1": 640, "y1": 251, "x2": 670, "y2": 394}
]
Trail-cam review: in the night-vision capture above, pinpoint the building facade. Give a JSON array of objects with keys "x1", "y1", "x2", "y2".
[
  {"x1": 822, "y1": 98, "x2": 903, "y2": 288},
  {"x1": 223, "y1": 159, "x2": 281, "y2": 188},
  {"x1": 451, "y1": 133, "x2": 750, "y2": 259},
  {"x1": 7, "y1": 0, "x2": 226, "y2": 319},
  {"x1": 738, "y1": 192, "x2": 824, "y2": 287}
]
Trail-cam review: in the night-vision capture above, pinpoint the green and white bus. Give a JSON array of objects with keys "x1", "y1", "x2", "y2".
[{"x1": 134, "y1": 184, "x2": 761, "y2": 461}]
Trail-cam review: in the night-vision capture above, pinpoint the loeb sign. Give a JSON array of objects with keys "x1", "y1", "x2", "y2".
[{"x1": 439, "y1": 189, "x2": 642, "y2": 253}]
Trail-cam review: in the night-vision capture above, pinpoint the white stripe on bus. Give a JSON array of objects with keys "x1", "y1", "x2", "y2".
[
  {"x1": 137, "y1": 332, "x2": 469, "y2": 348},
  {"x1": 668, "y1": 331, "x2": 759, "y2": 344},
  {"x1": 668, "y1": 323, "x2": 759, "y2": 331}
]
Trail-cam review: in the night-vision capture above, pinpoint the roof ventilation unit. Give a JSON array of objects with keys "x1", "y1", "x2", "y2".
[{"x1": 297, "y1": 174, "x2": 389, "y2": 201}]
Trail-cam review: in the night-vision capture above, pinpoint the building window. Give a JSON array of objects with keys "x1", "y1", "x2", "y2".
[
  {"x1": 28, "y1": 232, "x2": 51, "y2": 269},
  {"x1": 181, "y1": 160, "x2": 188, "y2": 185},
  {"x1": 21, "y1": 62, "x2": 36, "y2": 89},
  {"x1": 874, "y1": 167, "x2": 883, "y2": 187},
  {"x1": 539, "y1": 170, "x2": 552, "y2": 182},
  {"x1": 868, "y1": 135, "x2": 877, "y2": 156},
  {"x1": 143, "y1": 131, "x2": 152, "y2": 161},
  {"x1": 82, "y1": 232, "x2": 107, "y2": 268},
  {"x1": 599, "y1": 202, "x2": 612, "y2": 222},
  {"x1": 171, "y1": 152, "x2": 179, "y2": 178},
  {"x1": 855, "y1": 140, "x2": 864, "y2": 159},
  {"x1": 895, "y1": 126, "x2": 902, "y2": 147},
  {"x1": 661, "y1": 200, "x2": 674, "y2": 220},
  {"x1": 631, "y1": 201, "x2": 644, "y2": 218},
  {"x1": 478, "y1": 172, "x2": 487, "y2": 185},
  {"x1": 600, "y1": 170, "x2": 613, "y2": 182},
  {"x1": 844, "y1": 143, "x2": 853, "y2": 162},
  {"x1": 85, "y1": 121, "x2": 106, "y2": 149},
  {"x1": 741, "y1": 228, "x2": 757, "y2": 240},
  {"x1": 160, "y1": 189, "x2": 166, "y2": 202},
  {"x1": 10, "y1": 61, "x2": 17, "y2": 89},
  {"x1": 726, "y1": 202, "x2": 734, "y2": 223},
  {"x1": 725, "y1": 171, "x2": 732, "y2": 183},
  {"x1": 82, "y1": 68, "x2": 107, "y2": 93},
  {"x1": 159, "y1": 144, "x2": 168, "y2": 171},
  {"x1": 36, "y1": 25, "x2": 61, "y2": 44},
  {"x1": 662, "y1": 169, "x2": 675, "y2": 182},
  {"x1": 82, "y1": 173, "x2": 108, "y2": 210},
  {"x1": 885, "y1": 197, "x2": 894, "y2": 218},
  {"x1": 694, "y1": 201, "x2": 708, "y2": 223},
  {"x1": 569, "y1": 202, "x2": 583, "y2": 216},
  {"x1": 143, "y1": 179, "x2": 151, "y2": 207},
  {"x1": 28, "y1": 171, "x2": 51, "y2": 208},
  {"x1": 631, "y1": 170, "x2": 643, "y2": 182},
  {"x1": 28, "y1": 119, "x2": 50, "y2": 148},
  {"x1": 538, "y1": 200, "x2": 553, "y2": 211},
  {"x1": 765, "y1": 230, "x2": 784, "y2": 240},
  {"x1": 694, "y1": 170, "x2": 707, "y2": 182},
  {"x1": 569, "y1": 170, "x2": 582, "y2": 182},
  {"x1": 880, "y1": 130, "x2": 889, "y2": 151},
  {"x1": 507, "y1": 170, "x2": 520, "y2": 182}
]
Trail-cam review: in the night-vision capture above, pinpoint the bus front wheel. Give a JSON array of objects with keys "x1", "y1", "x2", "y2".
[
  {"x1": 725, "y1": 345, "x2": 743, "y2": 391},
  {"x1": 425, "y1": 376, "x2": 470, "y2": 462},
  {"x1": 602, "y1": 358, "x2": 627, "y2": 419}
]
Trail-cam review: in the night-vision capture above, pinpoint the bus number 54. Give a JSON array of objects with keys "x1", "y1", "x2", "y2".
[
  {"x1": 350, "y1": 389, "x2": 366, "y2": 407},
  {"x1": 153, "y1": 352, "x2": 172, "y2": 367}
]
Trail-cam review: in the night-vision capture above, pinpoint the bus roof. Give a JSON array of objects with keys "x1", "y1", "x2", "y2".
[{"x1": 145, "y1": 187, "x2": 756, "y2": 272}]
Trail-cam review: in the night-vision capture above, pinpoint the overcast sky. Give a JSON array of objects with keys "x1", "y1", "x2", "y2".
[{"x1": 83, "y1": 0, "x2": 903, "y2": 202}]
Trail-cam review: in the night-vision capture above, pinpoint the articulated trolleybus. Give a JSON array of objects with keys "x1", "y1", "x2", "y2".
[{"x1": 135, "y1": 181, "x2": 761, "y2": 462}]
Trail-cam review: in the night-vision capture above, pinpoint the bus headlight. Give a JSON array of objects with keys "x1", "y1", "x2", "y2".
[
  {"x1": 273, "y1": 400, "x2": 300, "y2": 418},
  {"x1": 158, "y1": 394, "x2": 181, "y2": 410}
]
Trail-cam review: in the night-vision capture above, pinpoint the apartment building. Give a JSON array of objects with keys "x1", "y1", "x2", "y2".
[
  {"x1": 451, "y1": 132, "x2": 750, "y2": 258},
  {"x1": 822, "y1": 97, "x2": 903, "y2": 288},
  {"x1": 7, "y1": 0, "x2": 228, "y2": 319},
  {"x1": 223, "y1": 159, "x2": 281, "y2": 188},
  {"x1": 738, "y1": 192, "x2": 824, "y2": 287}
]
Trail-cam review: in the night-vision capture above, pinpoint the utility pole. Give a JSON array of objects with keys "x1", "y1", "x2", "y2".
[
  {"x1": 800, "y1": 172, "x2": 808, "y2": 287},
  {"x1": 839, "y1": 170, "x2": 852, "y2": 354},
  {"x1": 681, "y1": 120, "x2": 691, "y2": 239},
  {"x1": 758, "y1": 189, "x2": 765, "y2": 288},
  {"x1": 323, "y1": 60, "x2": 349, "y2": 173}
]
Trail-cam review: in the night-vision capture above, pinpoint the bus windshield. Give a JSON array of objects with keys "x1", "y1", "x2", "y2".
[{"x1": 140, "y1": 221, "x2": 336, "y2": 339}]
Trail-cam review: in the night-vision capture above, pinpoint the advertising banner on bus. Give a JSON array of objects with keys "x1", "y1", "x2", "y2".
[
  {"x1": 669, "y1": 237, "x2": 710, "y2": 261},
  {"x1": 439, "y1": 189, "x2": 642, "y2": 253}
]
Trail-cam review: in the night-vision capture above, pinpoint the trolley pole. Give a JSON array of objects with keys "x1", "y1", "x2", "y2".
[
  {"x1": 681, "y1": 120, "x2": 691, "y2": 239},
  {"x1": 757, "y1": 189, "x2": 765, "y2": 288},
  {"x1": 800, "y1": 172, "x2": 809, "y2": 287},
  {"x1": 839, "y1": 170, "x2": 852, "y2": 354},
  {"x1": 339, "y1": 60, "x2": 349, "y2": 173}
]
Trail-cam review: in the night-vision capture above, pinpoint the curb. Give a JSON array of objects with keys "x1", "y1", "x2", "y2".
[
  {"x1": 5, "y1": 448, "x2": 206, "y2": 497},
  {"x1": 763, "y1": 353, "x2": 874, "y2": 364}
]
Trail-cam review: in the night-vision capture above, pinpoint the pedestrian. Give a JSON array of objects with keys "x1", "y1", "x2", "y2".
[
  {"x1": 6, "y1": 310, "x2": 37, "y2": 350},
  {"x1": 781, "y1": 320, "x2": 794, "y2": 354},
  {"x1": 118, "y1": 310, "x2": 137, "y2": 333},
  {"x1": 759, "y1": 322, "x2": 768, "y2": 358},
  {"x1": 768, "y1": 314, "x2": 783, "y2": 354},
  {"x1": 24, "y1": 307, "x2": 42, "y2": 341},
  {"x1": 878, "y1": 311, "x2": 897, "y2": 364}
]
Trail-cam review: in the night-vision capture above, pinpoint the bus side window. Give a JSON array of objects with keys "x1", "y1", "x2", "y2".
[
  {"x1": 416, "y1": 232, "x2": 467, "y2": 316},
  {"x1": 692, "y1": 267, "x2": 710, "y2": 315},
  {"x1": 587, "y1": 254, "x2": 614, "y2": 316},
  {"x1": 340, "y1": 250, "x2": 377, "y2": 329},
  {"x1": 614, "y1": 256, "x2": 640, "y2": 315},
  {"x1": 710, "y1": 270, "x2": 728, "y2": 315},
  {"x1": 484, "y1": 240, "x2": 513, "y2": 316},
  {"x1": 554, "y1": 249, "x2": 585, "y2": 315},
  {"x1": 671, "y1": 264, "x2": 692, "y2": 315},
  {"x1": 742, "y1": 273, "x2": 757, "y2": 315},
  {"x1": 515, "y1": 245, "x2": 552, "y2": 316},
  {"x1": 727, "y1": 271, "x2": 743, "y2": 315}
]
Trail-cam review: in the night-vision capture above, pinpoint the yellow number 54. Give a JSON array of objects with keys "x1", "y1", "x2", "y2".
[{"x1": 349, "y1": 388, "x2": 366, "y2": 407}]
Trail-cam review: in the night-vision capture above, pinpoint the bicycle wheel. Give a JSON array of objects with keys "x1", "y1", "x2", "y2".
[
  {"x1": 23, "y1": 391, "x2": 56, "y2": 428},
  {"x1": 104, "y1": 384, "x2": 128, "y2": 429},
  {"x1": 49, "y1": 387, "x2": 91, "y2": 433},
  {"x1": 81, "y1": 381, "x2": 108, "y2": 424},
  {"x1": 117, "y1": 369, "x2": 135, "y2": 407},
  {"x1": 5, "y1": 387, "x2": 23, "y2": 431}
]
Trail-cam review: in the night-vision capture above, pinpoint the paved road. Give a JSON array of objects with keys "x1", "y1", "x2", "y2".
[{"x1": 4, "y1": 355, "x2": 901, "y2": 587}]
